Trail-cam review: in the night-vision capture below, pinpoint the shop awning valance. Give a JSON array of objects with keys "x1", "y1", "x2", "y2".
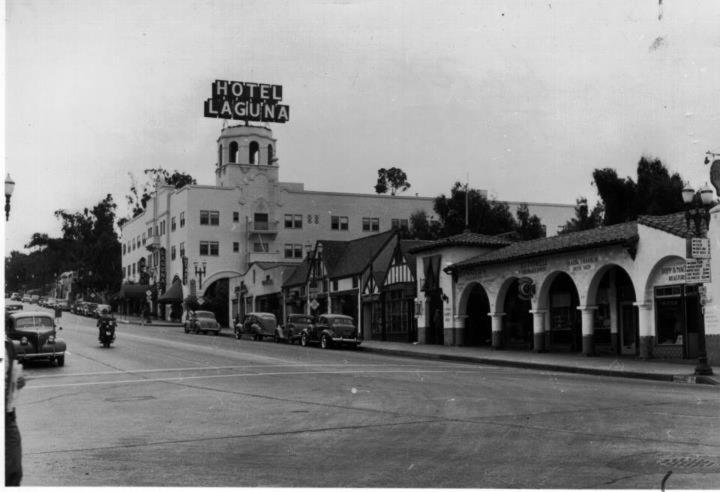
[
  {"x1": 117, "y1": 284, "x2": 149, "y2": 300},
  {"x1": 158, "y1": 281, "x2": 183, "y2": 303}
]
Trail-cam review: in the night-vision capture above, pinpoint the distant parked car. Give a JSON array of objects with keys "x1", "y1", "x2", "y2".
[
  {"x1": 183, "y1": 310, "x2": 221, "y2": 335},
  {"x1": 300, "y1": 314, "x2": 362, "y2": 349},
  {"x1": 10, "y1": 293, "x2": 21, "y2": 301},
  {"x1": 278, "y1": 314, "x2": 316, "y2": 344},
  {"x1": 22, "y1": 295, "x2": 32, "y2": 303},
  {"x1": 6, "y1": 310, "x2": 66, "y2": 366},
  {"x1": 236, "y1": 312, "x2": 278, "y2": 341},
  {"x1": 83, "y1": 302, "x2": 98, "y2": 317}
]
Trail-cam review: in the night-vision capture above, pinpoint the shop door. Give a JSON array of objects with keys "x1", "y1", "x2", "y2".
[
  {"x1": 684, "y1": 288, "x2": 701, "y2": 359},
  {"x1": 619, "y1": 302, "x2": 638, "y2": 355}
]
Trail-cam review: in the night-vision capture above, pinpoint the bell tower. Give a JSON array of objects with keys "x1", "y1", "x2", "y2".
[{"x1": 215, "y1": 124, "x2": 279, "y2": 188}]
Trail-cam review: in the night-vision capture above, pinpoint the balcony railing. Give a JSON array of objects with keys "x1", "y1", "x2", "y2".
[{"x1": 248, "y1": 220, "x2": 279, "y2": 235}]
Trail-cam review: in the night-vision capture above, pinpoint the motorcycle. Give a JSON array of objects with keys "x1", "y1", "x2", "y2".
[{"x1": 99, "y1": 318, "x2": 117, "y2": 348}]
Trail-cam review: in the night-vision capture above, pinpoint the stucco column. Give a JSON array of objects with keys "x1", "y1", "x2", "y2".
[
  {"x1": 577, "y1": 305, "x2": 597, "y2": 356},
  {"x1": 488, "y1": 312, "x2": 505, "y2": 349},
  {"x1": 529, "y1": 310, "x2": 546, "y2": 352},
  {"x1": 454, "y1": 315, "x2": 468, "y2": 346},
  {"x1": 635, "y1": 302, "x2": 653, "y2": 359}
]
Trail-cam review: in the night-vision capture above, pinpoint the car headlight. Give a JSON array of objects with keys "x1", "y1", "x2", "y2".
[
  {"x1": 20, "y1": 336, "x2": 28, "y2": 345},
  {"x1": 48, "y1": 335, "x2": 55, "y2": 343}
]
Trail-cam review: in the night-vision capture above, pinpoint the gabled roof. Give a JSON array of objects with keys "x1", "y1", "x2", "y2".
[
  {"x1": 324, "y1": 230, "x2": 397, "y2": 279},
  {"x1": 283, "y1": 261, "x2": 310, "y2": 288},
  {"x1": 399, "y1": 239, "x2": 433, "y2": 277},
  {"x1": 408, "y1": 232, "x2": 513, "y2": 254},
  {"x1": 448, "y1": 222, "x2": 639, "y2": 271}
]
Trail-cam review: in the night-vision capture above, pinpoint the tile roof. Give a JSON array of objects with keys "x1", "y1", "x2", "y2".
[
  {"x1": 637, "y1": 212, "x2": 704, "y2": 238},
  {"x1": 282, "y1": 261, "x2": 310, "y2": 288},
  {"x1": 408, "y1": 232, "x2": 513, "y2": 254},
  {"x1": 448, "y1": 221, "x2": 639, "y2": 270}
]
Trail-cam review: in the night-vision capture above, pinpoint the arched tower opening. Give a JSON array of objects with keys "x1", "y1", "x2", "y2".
[
  {"x1": 229, "y1": 141, "x2": 239, "y2": 163},
  {"x1": 249, "y1": 141, "x2": 260, "y2": 165},
  {"x1": 267, "y1": 144, "x2": 274, "y2": 165}
]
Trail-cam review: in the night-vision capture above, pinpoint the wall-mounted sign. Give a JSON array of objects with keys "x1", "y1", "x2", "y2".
[
  {"x1": 687, "y1": 237, "x2": 711, "y2": 259},
  {"x1": 685, "y1": 258, "x2": 711, "y2": 284},
  {"x1": 204, "y1": 79, "x2": 289, "y2": 123},
  {"x1": 567, "y1": 255, "x2": 598, "y2": 273}
]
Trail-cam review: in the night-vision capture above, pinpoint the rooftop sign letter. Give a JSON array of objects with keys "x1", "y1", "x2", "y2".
[{"x1": 204, "y1": 79, "x2": 289, "y2": 123}]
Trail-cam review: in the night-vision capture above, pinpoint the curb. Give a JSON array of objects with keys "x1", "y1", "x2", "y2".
[{"x1": 359, "y1": 346, "x2": 717, "y2": 386}]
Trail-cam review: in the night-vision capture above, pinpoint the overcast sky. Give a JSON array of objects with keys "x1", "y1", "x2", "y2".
[{"x1": 4, "y1": 0, "x2": 720, "y2": 254}]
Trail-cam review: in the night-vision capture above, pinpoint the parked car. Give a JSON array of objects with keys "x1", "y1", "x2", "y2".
[
  {"x1": 278, "y1": 314, "x2": 316, "y2": 344},
  {"x1": 300, "y1": 314, "x2": 362, "y2": 349},
  {"x1": 10, "y1": 293, "x2": 21, "y2": 301},
  {"x1": 5, "y1": 302, "x2": 23, "y2": 314},
  {"x1": 6, "y1": 310, "x2": 66, "y2": 366},
  {"x1": 22, "y1": 295, "x2": 32, "y2": 303},
  {"x1": 236, "y1": 312, "x2": 278, "y2": 341},
  {"x1": 183, "y1": 310, "x2": 221, "y2": 335},
  {"x1": 30, "y1": 295, "x2": 40, "y2": 304},
  {"x1": 83, "y1": 302, "x2": 98, "y2": 317}
]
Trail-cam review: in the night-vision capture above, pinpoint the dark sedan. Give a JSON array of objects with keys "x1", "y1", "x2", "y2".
[
  {"x1": 6, "y1": 311, "x2": 67, "y2": 366},
  {"x1": 300, "y1": 314, "x2": 362, "y2": 349},
  {"x1": 183, "y1": 310, "x2": 222, "y2": 335}
]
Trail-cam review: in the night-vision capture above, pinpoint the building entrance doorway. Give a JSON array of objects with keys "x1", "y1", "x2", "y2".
[
  {"x1": 620, "y1": 301, "x2": 638, "y2": 355},
  {"x1": 464, "y1": 284, "x2": 491, "y2": 346}
]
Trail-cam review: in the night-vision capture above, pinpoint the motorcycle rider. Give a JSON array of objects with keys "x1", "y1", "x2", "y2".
[{"x1": 97, "y1": 308, "x2": 115, "y2": 341}]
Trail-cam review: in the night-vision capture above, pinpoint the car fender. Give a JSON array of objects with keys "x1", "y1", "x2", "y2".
[{"x1": 53, "y1": 339, "x2": 67, "y2": 352}]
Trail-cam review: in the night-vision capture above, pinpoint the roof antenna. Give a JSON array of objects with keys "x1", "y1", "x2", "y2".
[{"x1": 464, "y1": 173, "x2": 470, "y2": 233}]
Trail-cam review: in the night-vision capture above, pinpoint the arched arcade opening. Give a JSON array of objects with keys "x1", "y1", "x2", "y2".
[{"x1": 462, "y1": 283, "x2": 491, "y2": 346}]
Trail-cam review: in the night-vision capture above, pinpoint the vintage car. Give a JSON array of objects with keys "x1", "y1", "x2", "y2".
[
  {"x1": 278, "y1": 314, "x2": 316, "y2": 344},
  {"x1": 5, "y1": 302, "x2": 24, "y2": 314},
  {"x1": 236, "y1": 312, "x2": 278, "y2": 341},
  {"x1": 300, "y1": 314, "x2": 362, "y2": 349},
  {"x1": 82, "y1": 302, "x2": 98, "y2": 317},
  {"x1": 93, "y1": 304, "x2": 112, "y2": 318},
  {"x1": 183, "y1": 310, "x2": 221, "y2": 335},
  {"x1": 6, "y1": 311, "x2": 66, "y2": 366}
]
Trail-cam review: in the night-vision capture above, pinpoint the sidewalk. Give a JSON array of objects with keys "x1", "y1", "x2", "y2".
[{"x1": 116, "y1": 315, "x2": 719, "y2": 386}]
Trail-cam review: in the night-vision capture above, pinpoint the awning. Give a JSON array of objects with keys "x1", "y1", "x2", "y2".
[
  {"x1": 158, "y1": 281, "x2": 183, "y2": 303},
  {"x1": 116, "y1": 284, "x2": 149, "y2": 300}
]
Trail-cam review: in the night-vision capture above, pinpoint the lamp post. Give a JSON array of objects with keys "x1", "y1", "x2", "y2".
[
  {"x1": 5, "y1": 173, "x2": 15, "y2": 221},
  {"x1": 194, "y1": 261, "x2": 207, "y2": 290},
  {"x1": 681, "y1": 181, "x2": 714, "y2": 376}
]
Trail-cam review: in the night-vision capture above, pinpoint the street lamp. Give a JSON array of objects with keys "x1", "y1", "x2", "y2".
[
  {"x1": 194, "y1": 261, "x2": 207, "y2": 290},
  {"x1": 681, "y1": 181, "x2": 715, "y2": 376},
  {"x1": 5, "y1": 174, "x2": 15, "y2": 221}
]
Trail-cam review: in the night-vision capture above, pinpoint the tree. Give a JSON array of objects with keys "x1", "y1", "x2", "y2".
[
  {"x1": 593, "y1": 156, "x2": 685, "y2": 226},
  {"x1": 374, "y1": 167, "x2": 411, "y2": 195},
  {"x1": 514, "y1": 204, "x2": 546, "y2": 240},
  {"x1": 433, "y1": 182, "x2": 545, "y2": 239},
  {"x1": 560, "y1": 197, "x2": 604, "y2": 234},
  {"x1": 408, "y1": 210, "x2": 442, "y2": 240},
  {"x1": 125, "y1": 168, "x2": 197, "y2": 220}
]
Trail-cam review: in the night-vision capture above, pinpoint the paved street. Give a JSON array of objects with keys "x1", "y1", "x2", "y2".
[{"x1": 16, "y1": 307, "x2": 720, "y2": 488}]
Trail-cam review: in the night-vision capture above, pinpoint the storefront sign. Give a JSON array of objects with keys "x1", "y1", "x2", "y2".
[
  {"x1": 660, "y1": 263, "x2": 685, "y2": 283},
  {"x1": 204, "y1": 79, "x2": 289, "y2": 123},
  {"x1": 519, "y1": 260, "x2": 546, "y2": 275},
  {"x1": 567, "y1": 255, "x2": 598, "y2": 273},
  {"x1": 685, "y1": 258, "x2": 711, "y2": 284},
  {"x1": 687, "y1": 237, "x2": 711, "y2": 259}
]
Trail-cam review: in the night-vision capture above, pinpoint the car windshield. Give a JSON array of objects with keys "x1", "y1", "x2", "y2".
[
  {"x1": 195, "y1": 311, "x2": 215, "y2": 319},
  {"x1": 15, "y1": 316, "x2": 54, "y2": 329},
  {"x1": 331, "y1": 317, "x2": 354, "y2": 326},
  {"x1": 257, "y1": 314, "x2": 275, "y2": 320},
  {"x1": 292, "y1": 316, "x2": 313, "y2": 323}
]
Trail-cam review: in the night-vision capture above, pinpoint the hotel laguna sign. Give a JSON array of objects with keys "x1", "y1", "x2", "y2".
[{"x1": 203, "y1": 79, "x2": 289, "y2": 123}]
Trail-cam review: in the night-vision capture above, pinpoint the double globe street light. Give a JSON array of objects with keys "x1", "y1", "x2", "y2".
[{"x1": 681, "y1": 181, "x2": 715, "y2": 376}]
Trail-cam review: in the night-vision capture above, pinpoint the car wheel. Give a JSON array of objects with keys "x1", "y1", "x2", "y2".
[
  {"x1": 320, "y1": 334, "x2": 330, "y2": 349},
  {"x1": 103, "y1": 341, "x2": 110, "y2": 348},
  {"x1": 300, "y1": 333, "x2": 308, "y2": 347},
  {"x1": 56, "y1": 355, "x2": 65, "y2": 367}
]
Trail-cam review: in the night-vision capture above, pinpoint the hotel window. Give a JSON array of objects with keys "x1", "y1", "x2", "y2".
[
  {"x1": 233, "y1": 242, "x2": 239, "y2": 252},
  {"x1": 200, "y1": 241, "x2": 219, "y2": 256},
  {"x1": 171, "y1": 217, "x2": 176, "y2": 231},
  {"x1": 362, "y1": 217, "x2": 379, "y2": 232},
  {"x1": 171, "y1": 245, "x2": 176, "y2": 260},
  {"x1": 284, "y1": 214, "x2": 302, "y2": 229},
  {"x1": 391, "y1": 218, "x2": 409, "y2": 230},
  {"x1": 254, "y1": 213, "x2": 269, "y2": 231},
  {"x1": 253, "y1": 242, "x2": 269, "y2": 253},
  {"x1": 137, "y1": 235, "x2": 141, "y2": 248},
  {"x1": 160, "y1": 220, "x2": 166, "y2": 235},
  {"x1": 331, "y1": 215, "x2": 349, "y2": 231},
  {"x1": 284, "y1": 243, "x2": 303, "y2": 259},
  {"x1": 132, "y1": 263, "x2": 136, "y2": 275},
  {"x1": 142, "y1": 232, "x2": 146, "y2": 245},
  {"x1": 180, "y1": 212, "x2": 185, "y2": 227},
  {"x1": 122, "y1": 244, "x2": 126, "y2": 255},
  {"x1": 233, "y1": 211, "x2": 239, "y2": 222},
  {"x1": 200, "y1": 210, "x2": 219, "y2": 226},
  {"x1": 179, "y1": 242, "x2": 185, "y2": 258},
  {"x1": 147, "y1": 227, "x2": 152, "y2": 238},
  {"x1": 122, "y1": 266, "x2": 125, "y2": 278}
]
